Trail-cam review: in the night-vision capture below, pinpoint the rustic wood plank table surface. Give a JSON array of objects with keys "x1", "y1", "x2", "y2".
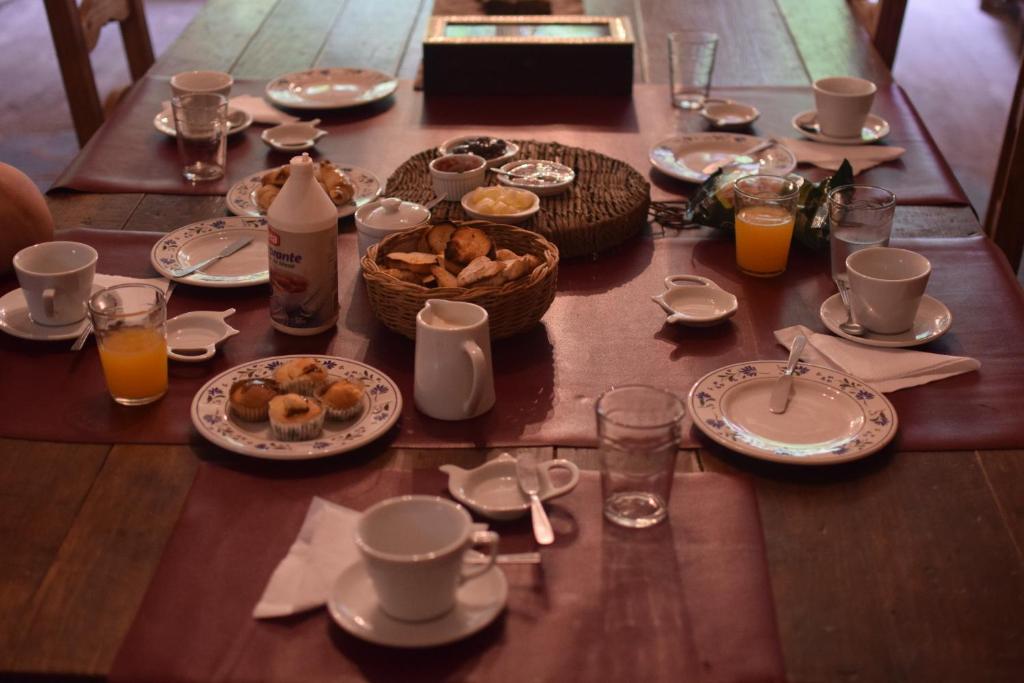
[{"x1": 2, "y1": 1, "x2": 1022, "y2": 681}]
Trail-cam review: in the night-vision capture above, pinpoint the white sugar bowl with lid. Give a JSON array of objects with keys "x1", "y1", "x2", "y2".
[{"x1": 354, "y1": 197, "x2": 431, "y2": 256}]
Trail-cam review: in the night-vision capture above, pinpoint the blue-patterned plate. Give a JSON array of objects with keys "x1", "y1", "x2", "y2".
[
  {"x1": 688, "y1": 361, "x2": 897, "y2": 465},
  {"x1": 150, "y1": 217, "x2": 268, "y2": 288},
  {"x1": 225, "y1": 164, "x2": 382, "y2": 219},
  {"x1": 190, "y1": 355, "x2": 402, "y2": 460}
]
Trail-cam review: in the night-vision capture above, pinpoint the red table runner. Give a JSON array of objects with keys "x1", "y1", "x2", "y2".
[
  {"x1": 109, "y1": 466, "x2": 785, "y2": 683},
  {"x1": 1, "y1": 227, "x2": 1022, "y2": 452},
  {"x1": 51, "y1": 79, "x2": 966, "y2": 206}
]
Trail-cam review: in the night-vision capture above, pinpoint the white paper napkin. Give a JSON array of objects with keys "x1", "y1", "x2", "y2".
[
  {"x1": 229, "y1": 95, "x2": 299, "y2": 125},
  {"x1": 774, "y1": 324, "x2": 980, "y2": 392},
  {"x1": 780, "y1": 137, "x2": 906, "y2": 174},
  {"x1": 95, "y1": 273, "x2": 170, "y2": 294},
  {"x1": 253, "y1": 497, "x2": 360, "y2": 619}
]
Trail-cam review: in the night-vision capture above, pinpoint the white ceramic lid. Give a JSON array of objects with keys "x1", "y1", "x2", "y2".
[{"x1": 357, "y1": 197, "x2": 429, "y2": 232}]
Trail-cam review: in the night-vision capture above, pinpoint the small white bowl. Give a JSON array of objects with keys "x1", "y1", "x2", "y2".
[
  {"x1": 461, "y1": 186, "x2": 540, "y2": 225},
  {"x1": 439, "y1": 453, "x2": 580, "y2": 520},
  {"x1": 166, "y1": 309, "x2": 239, "y2": 362},
  {"x1": 354, "y1": 197, "x2": 431, "y2": 256},
  {"x1": 429, "y1": 153, "x2": 487, "y2": 200},
  {"x1": 700, "y1": 100, "x2": 760, "y2": 129},
  {"x1": 651, "y1": 275, "x2": 738, "y2": 327},
  {"x1": 260, "y1": 120, "x2": 327, "y2": 152},
  {"x1": 438, "y1": 135, "x2": 518, "y2": 168},
  {"x1": 495, "y1": 158, "x2": 575, "y2": 197}
]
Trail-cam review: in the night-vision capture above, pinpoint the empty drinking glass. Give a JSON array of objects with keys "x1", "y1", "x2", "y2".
[
  {"x1": 171, "y1": 92, "x2": 228, "y2": 182},
  {"x1": 827, "y1": 185, "x2": 896, "y2": 285},
  {"x1": 668, "y1": 31, "x2": 718, "y2": 110},
  {"x1": 596, "y1": 385, "x2": 685, "y2": 529}
]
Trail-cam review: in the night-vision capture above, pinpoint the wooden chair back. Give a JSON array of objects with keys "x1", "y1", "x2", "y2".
[
  {"x1": 985, "y1": 53, "x2": 1024, "y2": 271},
  {"x1": 44, "y1": 0, "x2": 155, "y2": 147},
  {"x1": 849, "y1": 0, "x2": 908, "y2": 69}
]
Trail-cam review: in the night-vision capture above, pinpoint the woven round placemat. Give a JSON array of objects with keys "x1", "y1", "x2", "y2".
[{"x1": 384, "y1": 140, "x2": 650, "y2": 258}]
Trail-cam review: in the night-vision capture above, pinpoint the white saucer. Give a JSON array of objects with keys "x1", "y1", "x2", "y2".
[
  {"x1": 0, "y1": 286, "x2": 97, "y2": 341},
  {"x1": 153, "y1": 107, "x2": 253, "y2": 137},
  {"x1": 791, "y1": 110, "x2": 890, "y2": 145},
  {"x1": 327, "y1": 562, "x2": 507, "y2": 648},
  {"x1": 820, "y1": 293, "x2": 952, "y2": 347}
]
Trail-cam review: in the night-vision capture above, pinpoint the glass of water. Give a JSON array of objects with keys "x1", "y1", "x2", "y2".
[
  {"x1": 596, "y1": 385, "x2": 685, "y2": 529},
  {"x1": 827, "y1": 185, "x2": 896, "y2": 285},
  {"x1": 171, "y1": 92, "x2": 228, "y2": 182},
  {"x1": 668, "y1": 31, "x2": 718, "y2": 110}
]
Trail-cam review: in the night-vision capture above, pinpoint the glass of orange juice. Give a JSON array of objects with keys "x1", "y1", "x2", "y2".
[
  {"x1": 87, "y1": 283, "x2": 168, "y2": 406},
  {"x1": 732, "y1": 174, "x2": 801, "y2": 277}
]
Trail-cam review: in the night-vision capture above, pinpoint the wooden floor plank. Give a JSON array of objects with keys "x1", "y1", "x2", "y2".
[
  {"x1": 893, "y1": 205, "x2": 980, "y2": 238},
  {"x1": 149, "y1": 0, "x2": 281, "y2": 77},
  {"x1": 776, "y1": 0, "x2": 892, "y2": 86},
  {"x1": 701, "y1": 446, "x2": 1024, "y2": 682},
  {"x1": 231, "y1": 0, "x2": 346, "y2": 80},
  {"x1": 558, "y1": 447, "x2": 701, "y2": 473},
  {"x1": 0, "y1": 440, "x2": 109, "y2": 671},
  {"x1": 122, "y1": 194, "x2": 229, "y2": 233},
  {"x1": 46, "y1": 192, "x2": 142, "y2": 231},
  {"x1": 316, "y1": 0, "x2": 425, "y2": 77},
  {"x1": 977, "y1": 449, "x2": 1024, "y2": 565},
  {"x1": 7, "y1": 445, "x2": 198, "y2": 678}
]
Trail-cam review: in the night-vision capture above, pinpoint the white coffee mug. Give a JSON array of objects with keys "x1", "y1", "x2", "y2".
[
  {"x1": 170, "y1": 70, "x2": 233, "y2": 98},
  {"x1": 846, "y1": 247, "x2": 931, "y2": 334},
  {"x1": 355, "y1": 495, "x2": 500, "y2": 622},
  {"x1": 13, "y1": 241, "x2": 98, "y2": 326},
  {"x1": 414, "y1": 299, "x2": 496, "y2": 420},
  {"x1": 814, "y1": 76, "x2": 876, "y2": 139}
]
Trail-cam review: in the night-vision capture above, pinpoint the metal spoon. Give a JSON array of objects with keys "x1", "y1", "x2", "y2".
[
  {"x1": 488, "y1": 167, "x2": 561, "y2": 183},
  {"x1": 700, "y1": 138, "x2": 777, "y2": 176},
  {"x1": 835, "y1": 279, "x2": 866, "y2": 336}
]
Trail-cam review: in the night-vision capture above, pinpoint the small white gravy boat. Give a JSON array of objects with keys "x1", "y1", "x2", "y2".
[
  {"x1": 260, "y1": 119, "x2": 327, "y2": 152},
  {"x1": 651, "y1": 275, "x2": 738, "y2": 327},
  {"x1": 166, "y1": 308, "x2": 239, "y2": 362},
  {"x1": 440, "y1": 452, "x2": 580, "y2": 520}
]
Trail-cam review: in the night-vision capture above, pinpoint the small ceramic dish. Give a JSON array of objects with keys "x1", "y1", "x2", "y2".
[
  {"x1": 154, "y1": 107, "x2": 253, "y2": 137},
  {"x1": 439, "y1": 453, "x2": 580, "y2": 520},
  {"x1": 166, "y1": 308, "x2": 239, "y2": 362},
  {"x1": 700, "y1": 100, "x2": 760, "y2": 129},
  {"x1": 438, "y1": 135, "x2": 519, "y2": 168},
  {"x1": 791, "y1": 110, "x2": 891, "y2": 145},
  {"x1": 651, "y1": 275, "x2": 738, "y2": 327},
  {"x1": 354, "y1": 197, "x2": 431, "y2": 256},
  {"x1": 494, "y1": 159, "x2": 575, "y2": 197},
  {"x1": 461, "y1": 186, "x2": 540, "y2": 225},
  {"x1": 260, "y1": 119, "x2": 328, "y2": 151},
  {"x1": 429, "y1": 153, "x2": 487, "y2": 200}
]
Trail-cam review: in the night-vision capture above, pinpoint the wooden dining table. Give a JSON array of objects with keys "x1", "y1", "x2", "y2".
[{"x1": 3, "y1": 1, "x2": 1023, "y2": 681}]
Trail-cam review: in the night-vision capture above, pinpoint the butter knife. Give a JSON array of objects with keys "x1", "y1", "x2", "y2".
[
  {"x1": 769, "y1": 335, "x2": 806, "y2": 414},
  {"x1": 700, "y1": 138, "x2": 777, "y2": 176},
  {"x1": 516, "y1": 453, "x2": 554, "y2": 546},
  {"x1": 170, "y1": 236, "x2": 253, "y2": 278}
]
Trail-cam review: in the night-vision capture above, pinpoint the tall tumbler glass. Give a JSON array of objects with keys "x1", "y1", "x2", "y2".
[
  {"x1": 596, "y1": 385, "x2": 685, "y2": 529},
  {"x1": 733, "y1": 174, "x2": 800, "y2": 277},
  {"x1": 88, "y1": 283, "x2": 168, "y2": 406},
  {"x1": 171, "y1": 92, "x2": 228, "y2": 182},
  {"x1": 827, "y1": 185, "x2": 896, "y2": 286},
  {"x1": 668, "y1": 31, "x2": 718, "y2": 110}
]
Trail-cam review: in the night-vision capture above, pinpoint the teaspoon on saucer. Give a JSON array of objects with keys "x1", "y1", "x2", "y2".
[{"x1": 834, "y1": 280, "x2": 865, "y2": 336}]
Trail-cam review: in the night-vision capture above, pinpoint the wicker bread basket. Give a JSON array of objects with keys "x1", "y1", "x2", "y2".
[{"x1": 361, "y1": 221, "x2": 559, "y2": 340}]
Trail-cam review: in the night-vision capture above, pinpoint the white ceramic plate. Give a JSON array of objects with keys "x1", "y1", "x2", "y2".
[
  {"x1": 820, "y1": 293, "x2": 952, "y2": 348},
  {"x1": 688, "y1": 360, "x2": 897, "y2": 465},
  {"x1": 649, "y1": 133, "x2": 797, "y2": 183},
  {"x1": 438, "y1": 135, "x2": 519, "y2": 169},
  {"x1": 265, "y1": 68, "x2": 398, "y2": 110},
  {"x1": 153, "y1": 107, "x2": 253, "y2": 137},
  {"x1": 791, "y1": 110, "x2": 891, "y2": 145},
  {"x1": 225, "y1": 164, "x2": 382, "y2": 218},
  {"x1": 0, "y1": 285, "x2": 97, "y2": 341},
  {"x1": 191, "y1": 355, "x2": 402, "y2": 460},
  {"x1": 328, "y1": 562, "x2": 507, "y2": 647},
  {"x1": 150, "y1": 217, "x2": 269, "y2": 288}
]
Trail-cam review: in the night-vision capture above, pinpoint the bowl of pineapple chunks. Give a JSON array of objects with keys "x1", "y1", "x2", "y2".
[{"x1": 461, "y1": 186, "x2": 540, "y2": 225}]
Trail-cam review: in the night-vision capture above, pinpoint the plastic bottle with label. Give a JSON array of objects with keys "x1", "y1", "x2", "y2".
[{"x1": 266, "y1": 153, "x2": 339, "y2": 335}]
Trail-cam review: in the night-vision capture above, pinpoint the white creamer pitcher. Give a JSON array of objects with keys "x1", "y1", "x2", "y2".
[{"x1": 414, "y1": 300, "x2": 496, "y2": 421}]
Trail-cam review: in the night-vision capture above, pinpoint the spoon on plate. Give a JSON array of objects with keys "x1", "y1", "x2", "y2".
[
  {"x1": 700, "y1": 138, "x2": 777, "y2": 176},
  {"x1": 834, "y1": 279, "x2": 866, "y2": 336},
  {"x1": 488, "y1": 167, "x2": 561, "y2": 183}
]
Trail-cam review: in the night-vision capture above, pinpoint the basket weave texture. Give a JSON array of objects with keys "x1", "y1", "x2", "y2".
[
  {"x1": 361, "y1": 221, "x2": 559, "y2": 340},
  {"x1": 385, "y1": 140, "x2": 650, "y2": 258}
]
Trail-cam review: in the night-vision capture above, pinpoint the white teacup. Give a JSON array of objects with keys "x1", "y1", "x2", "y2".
[
  {"x1": 414, "y1": 299, "x2": 496, "y2": 420},
  {"x1": 13, "y1": 241, "x2": 98, "y2": 326},
  {"x1": 355, "y1": 495, "x2": 500, "y2": 622},
  {"x1": 846, "y1": 247, "x2": 931, "y2": 334},
  {"x1": 170, "y1": 70, "x2": 233, "y2": 98},
  {"x1": 813, "y1": 76, "x2": 876, "y2": 139}
]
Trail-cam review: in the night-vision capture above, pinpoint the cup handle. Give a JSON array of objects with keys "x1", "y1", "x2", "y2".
[
  {"x1": 43, "y1": 288, "x2": 56, "y2": 317},
  {"x1": 460, "y1": 530, "x2": 499, "y2": 582},
  {"x1": 461, "y1": 340, "x2": 486, "y2": 417},
  {"x1": 537, "y1": 459, "x2": 581, "y2": 499}
]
